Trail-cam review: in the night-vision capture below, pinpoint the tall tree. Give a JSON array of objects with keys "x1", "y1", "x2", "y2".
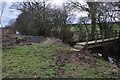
[
  {"x1": 96, "y1": 2, "x2": 120, "y2": 38},
  {"x1": 12, "y1": 1, "x2": 52, "y2": 35},
  {"x1": 70, "y1": 1, "x2": 100, "y2": 39},
  {"x1": 13, "y1": 0, "x2": 71, "y2": 37}
]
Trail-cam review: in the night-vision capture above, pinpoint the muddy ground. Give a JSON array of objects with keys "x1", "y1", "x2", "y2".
[
  {"x1": 55, "y1": 49, "x2": 118, "y2": 78},
  {"x1": 2, "y1": 35, "x2": 32, "y2": 48},
  {"x1": 2, "y1": 35, "x2": 119, "y2": 78}
]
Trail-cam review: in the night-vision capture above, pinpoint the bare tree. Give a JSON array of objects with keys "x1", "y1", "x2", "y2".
[
  {"x1": 12, "y1": 1, "x2": 52, "y2": 35},
  {"x1": 12, "y1": 0, "x2": 71, "y2": 37},
  {"x1": 70, "y1": 1, "x2": 120, "y2": 39},
  {"x1": 70, "y1": 1, "x2": 100, "y2": 39},
  {"x1": 96, "y1": 2, "x2": 120, "y2": 38}
]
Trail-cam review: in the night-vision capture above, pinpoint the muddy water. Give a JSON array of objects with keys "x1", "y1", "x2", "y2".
[{"x1": 89, "y1": 39, "x2": 120, "y2": 66}]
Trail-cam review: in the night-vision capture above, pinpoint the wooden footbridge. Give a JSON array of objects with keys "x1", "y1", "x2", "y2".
[{"x1": 73, "y1": 30, "x2": 120, "y2": 51}]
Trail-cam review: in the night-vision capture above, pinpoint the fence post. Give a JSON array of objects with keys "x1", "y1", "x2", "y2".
[
  {"x1": 111, "y1": 30, "x2": 113, "y2": 39},
  {"x1": 114, "y1": 31, "x2": 116, "y2": 39},
  {"x1": 102, "y1": 30, "x2": 104, "y2": 43},
  {"x1": 107, "y1": 30, "x2": 110, "y2": 40},
  {"x1": 95, "y1": 31, "x2": 97, "y2": 46},
  {"x1": 86, "y1": 32, "x2": 88, "y2": 48},
  {"x1": 118, "y1": 31, "x2": 120, "y2": 38},
  {"x1": 115, "y1": 30, "x2": 118, "y2": 38},
  {"x1": 109, "y1": 30, "x2": 111, "y2": 40},
  {"x1": 117, "y1": 30, "x2": 119, "y2": 37}
]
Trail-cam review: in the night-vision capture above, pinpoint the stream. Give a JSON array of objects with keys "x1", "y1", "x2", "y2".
[{"x1": 88, "y1": 39, "x2": 120, "y2": 66}]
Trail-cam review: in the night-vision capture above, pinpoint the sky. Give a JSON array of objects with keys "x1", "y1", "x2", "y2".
[
  {"x1": 0, "y1": 0, "x2": 87, "y2": 27},
  {"x1": 0, "y1": 2, "x2": 20, "y2": 27},
  {"x1": 0, "y1": 0, "x2": 119, "y2": 27}
]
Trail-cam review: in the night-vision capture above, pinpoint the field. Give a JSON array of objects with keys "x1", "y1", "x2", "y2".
[
  {"x1": 2, "y1": 23, "x2": 120, "y2": 78},
  {"x1": 69, "y1": 23, "x2": 120, "y2": 32},
  {"x1": 2, "y1": 43, "x2": 119, "y2": 78}
]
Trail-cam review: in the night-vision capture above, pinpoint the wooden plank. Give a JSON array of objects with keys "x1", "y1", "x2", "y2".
[
  {"x1": 77, "y1": 37, "x2": 119, "y2": 46},
  {"x1": 95, "y1": 33, "x2": 97, "y2": 46},
  {"x1": 71, "y1": 48, "x2": 80, "y2": 52},
  {"x1": 86, "y1": 33, "x2": 88, "y2": 48}
]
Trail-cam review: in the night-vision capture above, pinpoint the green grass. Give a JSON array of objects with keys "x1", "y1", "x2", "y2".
[
  {"x1": 78, "y1": 66, "x2": 99, "y2": 78},
  {"x1": 62, "y1": 63, "x2": 76, "y2": 77},
  {"x1": 69, "y1": 23, "x2": 120, "y2": 32},
  {"x1": 2, "y1": 44, "x2": 65, "y2": 78},
  {"x1": 2, "y1": 44, "x2": 118, "y2": 78}
]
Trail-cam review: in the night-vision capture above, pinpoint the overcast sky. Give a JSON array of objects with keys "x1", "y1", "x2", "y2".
[
  {"x1": 0, "y1": 0, "x2": 118, "y2": 27},
  {"x1": 0, "y1": 2, "x2": 20, "y2": 27},
  {"x1": 0, "y1": 0, "x2": 87, "y2": 27}
]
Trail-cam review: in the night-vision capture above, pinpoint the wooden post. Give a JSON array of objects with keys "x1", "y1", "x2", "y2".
[
  {"x1": 109, "y1": 31, "x2": 111, "y2": 40},
  {"x1": 95, "y1": 31, "x2": 97, "y2": 46},
  {"x1": 108, "y1": 30, "x2": 110, "y2": 40},
  {"x1": 86, "y1": 32, "x2": 88, "y2": 48},
  {"x1": 112, "y1": 30, "x2": 114, "y2": 39},
  {"x1": 116, "y1": 30, "x2": 118, "y2": 38},
  {"x1": 117, "y1": 30, "x2": 119, "y2": 37},
  {"x1": 118, "y1": 30, "x2": 120, "y2": 38},
  {"x1": 78, "y1": 32, "x2": 80, "y2": 43},
  {"x1": 110, "y1": 30, "x2": 112, "y2": 40},
  {"x1": 102, "y1": 30, "x2": 104, "y2": 43},
  {"x1": 113, "y1": 30, "x2": 115, "y2": 40}
]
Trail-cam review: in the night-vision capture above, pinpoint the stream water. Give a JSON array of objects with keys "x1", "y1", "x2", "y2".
[{"x1": 88, "y1": 39, "x2": 120, "y2": 66}]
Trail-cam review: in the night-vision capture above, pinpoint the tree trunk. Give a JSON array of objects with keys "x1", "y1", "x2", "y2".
[
  {"x1": 91, "y1": 14, "x2": 96, "y2": 40},
  {"x1": 87, "y1": 2, "x2": 97, "y2": 40}
]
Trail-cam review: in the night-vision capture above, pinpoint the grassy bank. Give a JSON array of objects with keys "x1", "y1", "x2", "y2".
[{"x1": 2, "y1": 44, "x2": 118, "y2": 78}]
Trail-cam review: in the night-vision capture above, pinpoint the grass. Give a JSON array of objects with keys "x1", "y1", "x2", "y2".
[
  {"x1": 2, "y1": 44, "x2": 118, "y2": 78},
  {"x1": 62, "y1": 63, "x2": 76, "y2": 77},
  {"x1": 78, "y1": 66, "x2": 99, "y2": 78},
  {"x1": 2, "y1": 44, "x2": 64, "y2": 78},
  {"x1": 69, "y1": 23, "x2": 120, "y2": 32}
]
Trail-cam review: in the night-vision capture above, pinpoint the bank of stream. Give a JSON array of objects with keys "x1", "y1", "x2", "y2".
[{"x1": 88, "y1": 39, "x2": 120, "y2": 66}]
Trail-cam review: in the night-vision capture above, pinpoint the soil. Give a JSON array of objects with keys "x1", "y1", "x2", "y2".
[
  {"x1": 2, "y1": 35, "x2": 31, "y2": 48},
  {"x1": 2, "y1": 34, "x2": 119, "y2": 78},
  {"x1": 40, "y1": 37, "x2": 64, "y2": 45},
  {"x1": 54, "y1": 49, "x2": 118, "y2": 78},
  {"x1": 2, "y1": 35, "x2": 68, "y2": 48}
]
